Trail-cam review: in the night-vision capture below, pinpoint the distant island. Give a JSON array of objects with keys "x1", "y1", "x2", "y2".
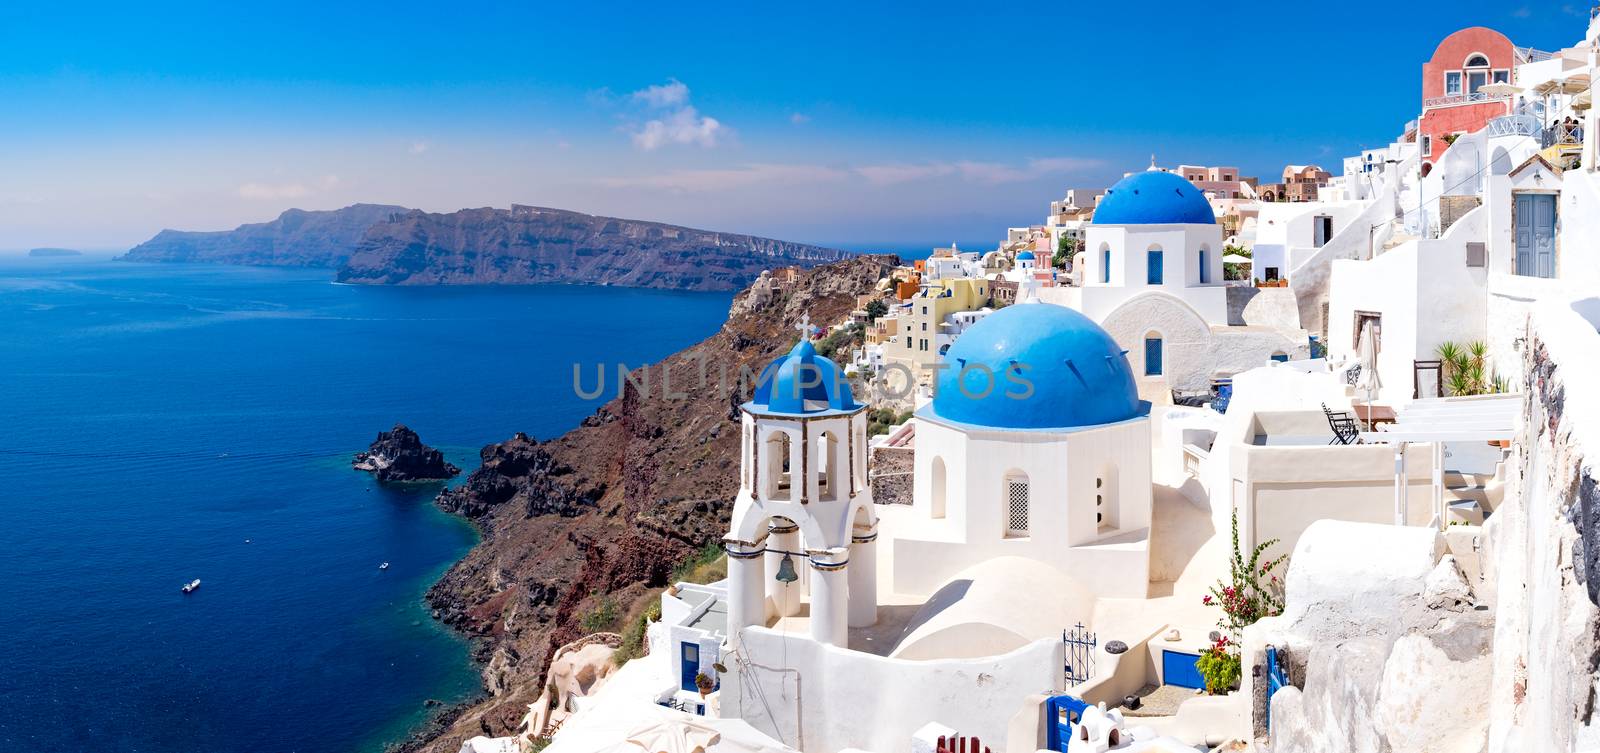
[
  {"x1": 28, "y1": 248, "x2": 82, "y2": 257},
  {"x1": 120, "y1": 204, "x2": 852, "y2": 292}
]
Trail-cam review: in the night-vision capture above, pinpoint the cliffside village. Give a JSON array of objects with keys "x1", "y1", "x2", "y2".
[{"x1": 462, "y1": 16, "x2": 1600, "y2": 753}]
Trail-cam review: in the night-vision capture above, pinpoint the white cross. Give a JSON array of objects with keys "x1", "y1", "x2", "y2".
[{"x1": 795, "y1": 313, "x2": 813, "y2": 339}]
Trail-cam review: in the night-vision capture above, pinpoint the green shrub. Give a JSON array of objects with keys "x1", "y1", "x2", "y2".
[
  {"x1": 579, "y1": 596, "x2": 619, "y2": 633},
  {"x1": 1195, "y1": 636, "x2": 1242, "y2": 695},
  {"x1": 613, "y1": 599, "x2": 661, "y2": 666},
  {"x1": 672, "y1": 542, "x2": 727, "y2": 585}
]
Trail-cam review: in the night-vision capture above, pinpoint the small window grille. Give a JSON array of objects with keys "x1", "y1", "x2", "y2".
[{"x1": 1006, "y1": 478, "x2": 1030, "y2": 536}]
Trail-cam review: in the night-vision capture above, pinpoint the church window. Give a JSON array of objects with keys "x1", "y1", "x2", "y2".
[{"x1": 1005, "y1": 472, "x2": 1030, "y2": 537}]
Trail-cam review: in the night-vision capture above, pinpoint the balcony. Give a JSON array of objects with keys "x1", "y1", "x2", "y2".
[
  {"x1": 1486, "y1": 114, "x2": 1542, "y2": 139},
  {"x1": 1423, "y1": 91, "x2": 1510, "y2": 109}
]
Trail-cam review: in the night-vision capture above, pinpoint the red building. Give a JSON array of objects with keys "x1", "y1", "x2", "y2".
[{"x1": 1418, "y1": 27, "x2": 1519, "y2": 175}]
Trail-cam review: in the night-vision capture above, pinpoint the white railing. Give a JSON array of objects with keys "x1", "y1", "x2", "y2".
[
  {"x1": 1424, "y1": 91, "x2": 1511, "y2": 109},
  {"x1": 1487, "y1": 114, "x2": 1543, "y2": 139}
]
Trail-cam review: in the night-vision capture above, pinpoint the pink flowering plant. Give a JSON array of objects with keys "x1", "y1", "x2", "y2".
[{"x1": 1204, "y1": 508, "x2": 1288, "y2": 638}]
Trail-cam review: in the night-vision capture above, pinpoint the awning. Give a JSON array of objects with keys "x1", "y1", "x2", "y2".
[
  {"x1": 1223, "y1": 254, "x2": 1252, "y2": 265},
  {"x1": 1360, "y1": 395, "x2": 1520, "y2": 528}
]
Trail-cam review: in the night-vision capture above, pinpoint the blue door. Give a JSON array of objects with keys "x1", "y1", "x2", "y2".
[
  {"x1": 1515, "y1": 193, "x2": 1556, "y2": 278},
  {"x1": 1147, "y1": 249, "x2": 1164, "y2": 284},
  {"x1": 680, "y1": 642, "x2": 700, "y2": 692},
  {"x1": 1162, "y1": 649, "x2": 1204, "y2": 689}
]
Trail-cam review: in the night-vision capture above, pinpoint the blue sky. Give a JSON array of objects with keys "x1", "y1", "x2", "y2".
[{"x1": 0, "y1": 1, "x2": 1587, "y2": 250}]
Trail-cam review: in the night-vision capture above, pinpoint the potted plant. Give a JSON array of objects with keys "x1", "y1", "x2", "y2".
[{"x1": 694, "y1": 672, "x2": 715, "y2": 697}]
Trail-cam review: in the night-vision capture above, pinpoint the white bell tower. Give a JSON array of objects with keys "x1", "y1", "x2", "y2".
[{"x1": 724, "y1": 320, "x2": 877, "y2": 650}]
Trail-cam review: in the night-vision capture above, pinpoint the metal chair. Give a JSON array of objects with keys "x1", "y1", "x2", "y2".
[{"x1": 1323, "y1": 403, "x2": 1361, "y2": 445}]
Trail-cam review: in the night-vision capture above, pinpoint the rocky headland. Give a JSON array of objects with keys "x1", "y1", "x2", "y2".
[
  {"x1": 121, "y1": 203, "x2": 852, "y2": 292},
  {"x1": 335, "y1": 205, "x2": 852, "y2": 291},
  {"x1": 353, "y1": 424, "x2": 461, "y2": 483},
  {"x1": 394, "y1": 254, "x2": 895, "y2": 752},
  {"x1": 121, "y1": 204, "x2": 407, "y2": 267}
]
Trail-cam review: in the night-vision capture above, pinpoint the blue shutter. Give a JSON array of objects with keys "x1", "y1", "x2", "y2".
[
  {"x1": 1102, "y1": 249, "x2": 1111, "y2": 283},
  {"x1": 1198, "y1": 249, "x2": 1209, "y2": 284},
  {"x1": 1144, "y1": 337, "x2": 1163, "y2": 376},
  {"x1": 1147, "y1": 250, "x2": 1163, "y2": 285}
]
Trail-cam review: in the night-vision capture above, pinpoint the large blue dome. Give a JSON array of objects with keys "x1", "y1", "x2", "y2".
[
  {"x1": 926, "y1": 304, "x2": 1142, "y2": 430},
  {"x1": 747, "y1": 339, "x2": 861, "y2": 416},
  {"x1": 1091, "y1": 171, "x2": 1216, "y2": 225}
]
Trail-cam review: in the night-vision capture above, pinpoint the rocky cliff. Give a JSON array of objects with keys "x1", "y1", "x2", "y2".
[
  {"x1": 398, "y1": 255, "x2": 894, "y2": 752},
  {"x1": 120, "y1": 204, "x2": 407, "y2": 267},
  {"x1": 335, "y1": 205, "x2": 852, "y2": 291},
  {"x1": 353, "y1": 424, "x2": 461, "y2": 483}
]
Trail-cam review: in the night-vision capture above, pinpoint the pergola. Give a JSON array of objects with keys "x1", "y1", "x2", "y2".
[{"x1": 1359, "y1": 395, "x2": 1521, "y2": 527}]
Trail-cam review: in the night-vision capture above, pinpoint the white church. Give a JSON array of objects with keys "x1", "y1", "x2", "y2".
[{"x1": 1043, "y1": 169, "x2": 1309, "y2": 402}]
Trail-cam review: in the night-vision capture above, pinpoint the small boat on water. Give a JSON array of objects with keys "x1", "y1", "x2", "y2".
[
  {"x1": 378, "y1": 562, "x2": 390, "y2": 571},
  {"x1": 181, "y1": 579, "x2": 201, "y2": 594}
]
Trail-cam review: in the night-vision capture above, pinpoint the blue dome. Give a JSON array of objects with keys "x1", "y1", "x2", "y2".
[
  {"x1": 927, "y1": 304, "x2": 1142, "y2": 430},
  {"x1": 1091, "y1": 171, "x2": 1215, "y2": 226},
  {"x1": 748, "y1": 339, "x2": 861, "y2": 416},
  {"x1": 1016, "y1": 251, "x2": 1036, "y2": 261}
]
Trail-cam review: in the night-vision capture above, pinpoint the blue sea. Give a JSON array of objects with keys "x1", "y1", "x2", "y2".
[{"x1": 0, "y1": 255, "x2": 732, "y2": 753}]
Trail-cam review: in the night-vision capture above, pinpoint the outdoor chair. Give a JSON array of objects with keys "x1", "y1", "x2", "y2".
[{"x1": 1323, "y1": 403, "x2": 1362, "y2": 446}]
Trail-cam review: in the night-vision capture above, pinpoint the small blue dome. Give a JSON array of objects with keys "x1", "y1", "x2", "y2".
[
  {"x1": 927, "y1": 304, "x2": 1142, "y2": 430},
  {"x1": 1092, "y1": 171, "x2": 1215, "y2": 225},
  {"x1": 748, "y1": 339, "x2": 861, "y2": 416},
  {"x1": 1016, "y1": 251, "x2": 1036, "y2": 261}
]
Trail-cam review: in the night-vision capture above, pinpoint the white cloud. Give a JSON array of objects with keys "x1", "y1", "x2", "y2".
[
  {"x1": 854, "y1": 157, "x2": 1099, "y2": 186},
  {"x1": 631, "y1": 79, "x2": 690, "y2": 108},
  {"x1": 621, "y1": 79, "x2": 727, "y2": 151},
  {"x1": 632, "y1": 106, "x2": 724, "y2": 150},
  {"x1": 236, "y1": 174, "x2": 340, "y2": 200},
  {"x1": 594, "y1": 163, "x2": 848, "y2": 192},
  {"x1": 408, "y1": 141, "x2": 429, "y2": 155}
]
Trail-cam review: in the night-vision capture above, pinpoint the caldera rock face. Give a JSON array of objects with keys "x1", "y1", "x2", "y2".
[{"x1": 353, "y1": 424, "x2": 461, "y2": 482}]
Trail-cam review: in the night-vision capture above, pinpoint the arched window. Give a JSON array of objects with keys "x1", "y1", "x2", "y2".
[
  {"x1": 1100, "y1": 245, "x2": 1112, "y2": 284},
  {"x1": 1198, "y1": 247, "x2": 1210, "y2": 284},
  {"x1": 1144, "y1": 333, "x2": 1163, "y2": 376},
  {"x1": 818, "y1": 429, "x2": 841, "y2": 501},
  {"x1": 1146, "y1": 247, "x2": 1164, "y2": 285},
  {"x1": 1464, "y1": 53, "x2": 1489, "y2": 67},
  {"x1": 765, "y1": 431, "x2": 792, "y2": 500},
  {"x1": 1004, "y1": 470, "x2": 1030, "y2": 537},
  {"x1": 930, "y1": 456, "x2": 947, "y2": 519}
]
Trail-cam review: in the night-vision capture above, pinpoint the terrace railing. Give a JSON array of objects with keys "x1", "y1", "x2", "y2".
[
  {"x1": 1487, "y1": 114, "x2": 1543, "y2": 140},
  {"x1": 1424, "y1": 91, "x2": 1511, "y2": 109}
]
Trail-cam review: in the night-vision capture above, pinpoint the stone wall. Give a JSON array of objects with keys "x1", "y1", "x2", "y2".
[
  {"x1": 1482, "y1": 297, "x2": 1600, "y2": 752},
  {"x1": 870, "y1": 445, "x2": 913, "y2": 505}
]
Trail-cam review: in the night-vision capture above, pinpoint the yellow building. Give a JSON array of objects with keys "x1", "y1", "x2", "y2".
[{"x1": 880, "y1": 277, "x2": 993, "y2": 393}]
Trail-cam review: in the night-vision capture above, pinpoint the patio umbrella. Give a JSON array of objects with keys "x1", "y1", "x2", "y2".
[
  {"x1": 1479, "y1": 82, "x2": 1522, "y2": 97},
  {"x1": 620, "y1": 719, "x2": 722, "y2": 753},
  {"x1": 1355, "y1": 319, "x2": 1381, "y2": 403},
  {"x1": 1222, "y1": 254, "x2": 1252, "y2": 265}
]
